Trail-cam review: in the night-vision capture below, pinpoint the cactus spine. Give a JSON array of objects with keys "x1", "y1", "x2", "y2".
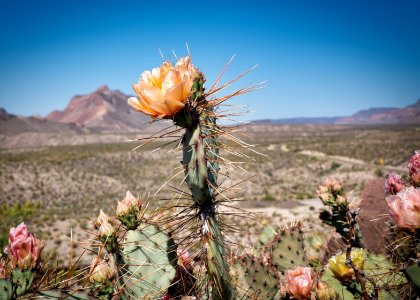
[{"x1": 182, "y1": 107, "x2": 236, "y2": 299}]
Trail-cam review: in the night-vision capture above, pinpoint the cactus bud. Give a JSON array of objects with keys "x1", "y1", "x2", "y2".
[
  {"x1": 96, "y1": 210, "x2": 117, "y2": 252},
  {"x1": 98, "y1": 221, "x2": 115, "y2": 237},
  {"x1": 0, "y1": 256, "x2": 7, "y2": 279},
  {"x1": 4, "y1": 223, "x2": 42, "y2": 270},
  {"x1": 161, "y1": 294, "x2": 173, "y2": 300},
  {"x1": 336, "y1": 195, "x2": 347, "y2": 205},
  {"x1": 117, "y1": 191, "x2": 142, "y2": 230},
  {"x1": 285, "y1": 266, "x2": 314, "y2": 300},
  {"x1": 408, "y1": 150, "x2": 420, "y2": 187},
  {"x1": 315, "y1": 282, "x2": 336, "y2": 300},
  {"x1": 384, "y1": 173, "x2": 405, "y2": 195},
  {"x1": 89, "y1": 257, "x2": 113, "y2": 283},
  {"x1": 116, "y1": 201, "x2": 130, "y2": 216},
  {"x1": 177, "y1": 248, "x2": 191, "y2": 269},
  {"x1": 96, "y1": 210, "x2": 110, "y2": 227},
  {"x1": 328, "y1": 248, "x2": 365, "y2": 281}
]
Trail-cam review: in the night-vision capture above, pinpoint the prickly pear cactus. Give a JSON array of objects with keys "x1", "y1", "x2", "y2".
[
  {"x1": 232, "y1": 253, "x2": 279, "y2": 300},
  {"x1": 264, "y1": 223, "x2": 307, "y2": 273},
  {"x1": 117, "y1": 222, "x2": 177, "y2": 299}
]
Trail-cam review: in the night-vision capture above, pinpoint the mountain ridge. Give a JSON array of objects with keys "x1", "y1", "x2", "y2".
[
  {"x1": 256, "y1": 99, "x2": 420, "y2": 125},
  {"x1": 46, "y1": 85, "x2": 153, "y2": 131}
]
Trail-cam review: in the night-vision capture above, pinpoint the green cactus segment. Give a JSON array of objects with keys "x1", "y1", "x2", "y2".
[
  {"x1": 233, "y1": 253, "x2": 279, "y2": 300},
  {"x1": 364, "y1": 254, "x2": 407, "y2": 289},
  {"x1": 204, "y1": 216, "x2": 236, "y2": 300},
  {"x1": 182, "y1": 108, "x2": 236, "y2": 300},
  {"x1": 265, "y1": 223, "x2": 307, "y2": 273},
  {"x1": 0, "y1": 279, "x2": 13, "y2": 300},
  {"x1": 12, "y1": 268, "x2": 34, "y2": 297},
  {"x1": 321, "y1": 268, "x2": 359, "y2": 300},
  {"x1": 405, "y1": 263, "x2": 420, "y2": 289},
  {"x1": 117, "y1": 223, "x2": 177, "y2": 299},
  {"x1": 183, "y1": 123, "x2": 211, "y2": 207}
]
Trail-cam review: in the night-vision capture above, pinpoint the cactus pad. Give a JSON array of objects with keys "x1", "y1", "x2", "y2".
[
  {"x1": 117, "y1": 222, "x2": 177, "y2": 299},
  {"x1": 264, "y1": 223, "x2": 307, "y2": 273},
  {"x1": 232, "y1": 253, "x2": 279, "y2": 300}
]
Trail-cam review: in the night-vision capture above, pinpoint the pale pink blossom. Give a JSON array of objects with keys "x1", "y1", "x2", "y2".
[
  {"x1": 386, "y1": 187, "x2": 420, "y2": 231},
  {"x1": 285, "y1": 266, "x2": 314, "y2": 300}
]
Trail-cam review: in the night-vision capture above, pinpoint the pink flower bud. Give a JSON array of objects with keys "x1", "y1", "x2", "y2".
[
  {"x1": 285, "y1": 266, "x2": 314, "y2": 300},
  {"x1": 386, "y1": 187, "x2": 420, "y2": 232},
  {"x1": 89, "y1": 257, "x2": 113, "y2": 283},
  {"x1": 121, "y1": 191, "x2": 141, "y2": 207},
  {"x1": 385, "y1": 173, "x2": 406, "y2": 195},
  {"x1": 96, "y1": 210, "x2": 115, "y2": 237},
  {"x1": 408, "y1": 150, "x2": 420, "y2": 187},
  {"x1": 96, "y1": 210, "x2": 110, "y2": 226},
  {"x1": 98, "y1": 221, "x2": 115, "y2": 237},
  {"x1": 5, "y1": 223, "x2": 42, "y2": 270},
  {"x1": 161, "y1": 294, "x2": 173, "y2": 300},
  {"x1": 116, "y1": 191, "x2": 141, "y2": 217},
  {"x1": 177, "y1": 248, "x2": 191, "y2": 268},
  {"x1": 116, "y1": 201, "x2": 130, "y2": 216}
]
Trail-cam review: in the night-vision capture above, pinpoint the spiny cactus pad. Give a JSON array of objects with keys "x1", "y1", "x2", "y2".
[
  {"x1": 233, "y1": 253, "x2": 279, "y2": 300},
  {"x1": 264, "y1": 223, "x2": 307, "y2": 273},
  {"x1": 117, "y1": 222, "x2": 177, "y2": 299},
  {"x1": 0, "y1": 279, "x2": 13, "y2": 300}
]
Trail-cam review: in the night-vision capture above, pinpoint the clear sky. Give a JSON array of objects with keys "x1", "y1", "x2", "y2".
[{"x1": 0, "y1": 0, "x2": 419, "y2": 120}]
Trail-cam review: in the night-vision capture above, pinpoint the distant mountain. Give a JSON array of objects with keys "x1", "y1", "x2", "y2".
[
  {"x1": 46, "y1": 85, "x2": 154, "y2": 132},
  {"x1": 256, "y1": 100, "x2": 420, "y2": 125},
  {"x1": 0, "y1": 108, "x2": 86, "y2": 136},
  {"x1": 255, "y1": 116, "x2": 341, "y2": 125}
]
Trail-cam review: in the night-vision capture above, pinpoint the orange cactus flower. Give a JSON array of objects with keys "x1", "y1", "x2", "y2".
[{"x1": 128, "y1": 57, "x2": 201, "y2": 118}]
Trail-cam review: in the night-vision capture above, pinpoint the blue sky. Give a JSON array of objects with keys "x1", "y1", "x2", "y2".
[{"x1": 0, "y1": 0, "x2": 419, "y2": 120}]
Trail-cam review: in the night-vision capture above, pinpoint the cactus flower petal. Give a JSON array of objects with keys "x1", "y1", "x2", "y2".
[
  {"x1": 129, "y1": 57, "x2": 202, "y2": 119},
  {"x1": 285, "y1": 266, "x2": 314, "y2": 300},
  {"x1": 386, "y1": 187, "x2": 420, "y2": 231},
  {"x1": 5, "y1": 223, "x2": 42, "y2": 270}
]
